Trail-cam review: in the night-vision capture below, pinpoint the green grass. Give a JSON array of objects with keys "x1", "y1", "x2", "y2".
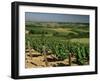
[{"x1": 70, "y1": 38, "x2": 89, "y2": 44}]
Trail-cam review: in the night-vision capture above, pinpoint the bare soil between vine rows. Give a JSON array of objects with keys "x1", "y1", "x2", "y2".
[{"x1": 25, "y1": 49, "x2": 88, "y2": 68}]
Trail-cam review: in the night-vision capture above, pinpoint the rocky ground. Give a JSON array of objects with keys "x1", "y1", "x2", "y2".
[{"x1": 25, "y1": 49, "x2": 79, "y2": 68}]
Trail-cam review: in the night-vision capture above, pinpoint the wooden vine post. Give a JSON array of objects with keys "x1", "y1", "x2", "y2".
[
  {"x1": 43, "y1": 46, "x2": 49, "y2": 67},
  {"x1": 69, "y1": 53, "x2": 72, "y2": 66},
  {"x1": 28, "y1": 41, "x2": 32, "y2": 60}
]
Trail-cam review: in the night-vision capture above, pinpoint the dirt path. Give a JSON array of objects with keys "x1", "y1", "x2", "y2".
[{"x1": 25, "y1": 49, "x2": 78, "y2": 68}]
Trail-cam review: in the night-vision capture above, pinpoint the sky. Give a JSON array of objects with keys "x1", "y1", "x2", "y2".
[{"x1": 25, "y1": 12, "x2": 89, "y2": 23}]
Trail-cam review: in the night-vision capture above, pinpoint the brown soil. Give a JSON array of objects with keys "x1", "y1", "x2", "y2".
[{"x1": 25, "y1": 49, "x2": 79, "y2": 68}]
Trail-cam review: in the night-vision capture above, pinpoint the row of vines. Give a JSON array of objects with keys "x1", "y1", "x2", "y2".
[{"x1": 26, "y1": 35, "x2": 89, "y2": 65}]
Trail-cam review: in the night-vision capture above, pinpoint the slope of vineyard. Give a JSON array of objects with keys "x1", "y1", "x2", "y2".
[{"x1": 25, "y1": 22, "x2": 89, "y2": 68}]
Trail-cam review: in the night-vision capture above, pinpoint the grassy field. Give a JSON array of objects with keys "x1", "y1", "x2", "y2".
[{"x1": 26, "y1": 22, "x2": 89, "y2": 44}]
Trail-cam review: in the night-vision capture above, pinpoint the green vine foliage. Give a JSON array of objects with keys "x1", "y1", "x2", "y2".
[{"x1": 26, "y1": 36, "x2": 89, "y2": 65}]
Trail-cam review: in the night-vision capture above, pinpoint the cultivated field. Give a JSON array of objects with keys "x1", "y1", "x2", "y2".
[{"x1": 25, "y1": 22, "x2": 89, "y2": 68}]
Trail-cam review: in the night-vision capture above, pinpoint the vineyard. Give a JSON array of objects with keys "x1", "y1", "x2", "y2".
[{"x1": 25, "y1": 22, "x2": 89, "y2": 68}]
